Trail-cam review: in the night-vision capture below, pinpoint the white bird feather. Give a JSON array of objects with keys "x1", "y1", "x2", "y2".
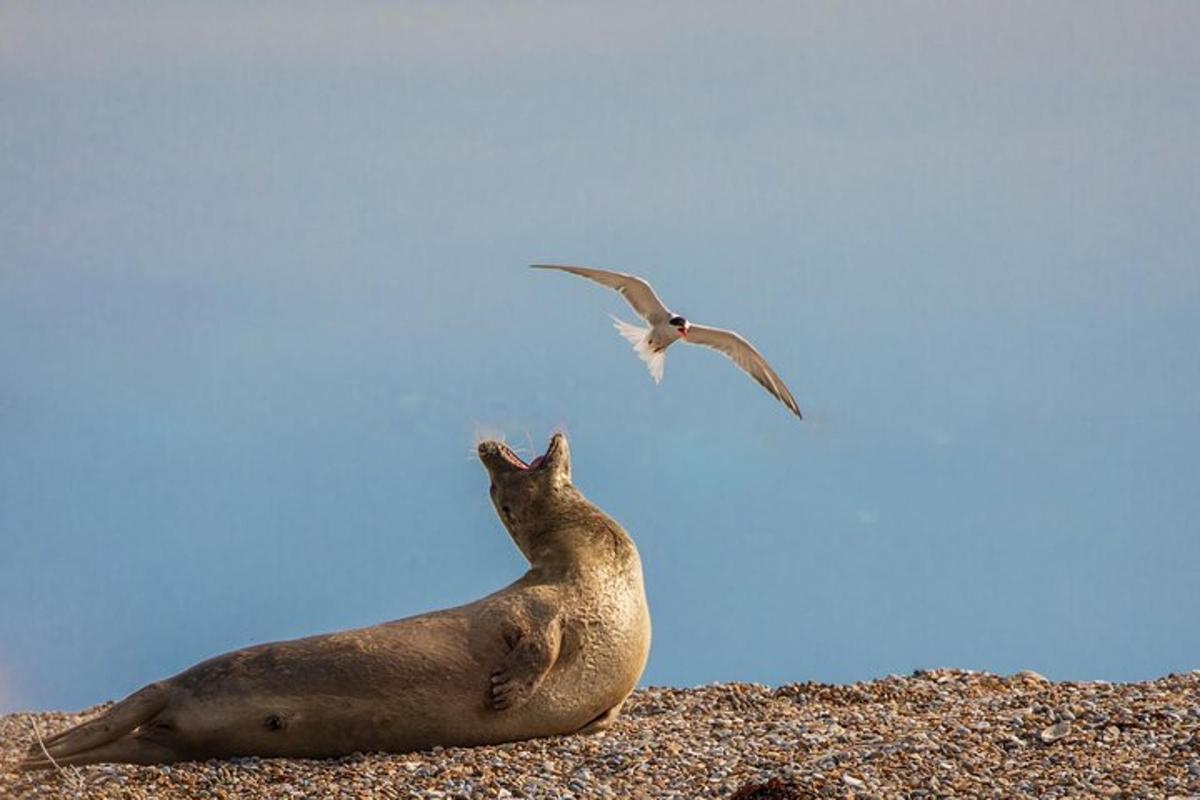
[{"x1": 611, "y1": 315, "x2": 665, "y2": 383}]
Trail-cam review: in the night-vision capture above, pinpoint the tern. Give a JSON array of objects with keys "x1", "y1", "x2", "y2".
[{"x1": 532, "y1": 264, "x2": 802, "y2": 418}]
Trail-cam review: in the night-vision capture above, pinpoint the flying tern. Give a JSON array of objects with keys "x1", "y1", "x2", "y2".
[{"x1": 531, "y1": 264, "x2": 802, "y2": 418}]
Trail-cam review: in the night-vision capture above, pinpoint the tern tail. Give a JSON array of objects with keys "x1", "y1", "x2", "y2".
[{"x1": 610, "y1": 316, "x2": 665, "y2": 384}]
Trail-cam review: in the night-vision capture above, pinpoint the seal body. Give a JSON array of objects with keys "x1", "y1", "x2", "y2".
[{"x1": 23, "y1": 433, "x2": 650, "y2": 767}]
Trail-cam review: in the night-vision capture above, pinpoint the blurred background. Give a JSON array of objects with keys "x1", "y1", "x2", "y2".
[{"x1": 1, "y1": 2, "x2": 1197, "y2": 713}]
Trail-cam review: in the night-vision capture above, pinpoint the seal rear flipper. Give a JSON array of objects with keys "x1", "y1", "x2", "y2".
[
  {"x1": 20, "y1": 731, "x2": 179, "y2": 770},
  {"x1": 23, "y1": 682, "x2": 168, "y2": 765}
]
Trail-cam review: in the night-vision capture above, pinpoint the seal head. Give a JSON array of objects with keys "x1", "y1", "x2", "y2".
[{"x1": 478, "y1": 433, "x2": 576, "y2": 563}]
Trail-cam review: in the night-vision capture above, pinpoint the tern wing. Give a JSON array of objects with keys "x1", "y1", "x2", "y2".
[
  {"x1": 531, "y1": 264, "x2": 672, "y2": 325},
  {"x1": 611, "y1": 316, "x2": 666, "y2": 384},
  {"x1": 684, "y1": 324, "x2": 802, "y2": 418}
]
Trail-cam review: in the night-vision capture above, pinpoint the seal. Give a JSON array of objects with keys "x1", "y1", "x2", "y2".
[{"x1": 21, "y1": 433, "x2": 651, "y2": 768}]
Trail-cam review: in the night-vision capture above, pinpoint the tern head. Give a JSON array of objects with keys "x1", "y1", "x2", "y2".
[
  {"x1": 668, "y1": 315, "x2": 689, "y2": 338},
  {"x1": 478, "y1": 433, "x2": 575, "y2": 556}
]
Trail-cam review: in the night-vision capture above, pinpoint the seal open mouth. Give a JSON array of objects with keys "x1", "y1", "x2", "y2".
[
  {"x1": 496, "y1": 442, "x2": 544, "y2": 470},
  {"x1": 482, "y1": 434, "x2": 561, "y2": 471}
]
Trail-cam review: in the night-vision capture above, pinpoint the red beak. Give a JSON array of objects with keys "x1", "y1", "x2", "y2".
[{"x1": 678, "y1": 327, "x2": 688, "y2": 339}]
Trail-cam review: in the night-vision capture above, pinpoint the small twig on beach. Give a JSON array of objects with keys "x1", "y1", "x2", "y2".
[{"x1": 30, "y1": 716, "x2": 86, "y2": 795}]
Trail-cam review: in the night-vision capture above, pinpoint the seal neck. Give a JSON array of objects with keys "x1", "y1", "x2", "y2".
[
  {"x1": 523, "y1": 531, "x2": 591, "y2": 576},
  {"x1": 519, "y1": 517, "x2": 638, "y2": 580}
]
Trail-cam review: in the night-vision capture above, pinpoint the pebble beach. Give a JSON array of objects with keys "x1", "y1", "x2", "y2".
[{"x1": 3, "y1": 669, "x2": 1197, "y2": 799}]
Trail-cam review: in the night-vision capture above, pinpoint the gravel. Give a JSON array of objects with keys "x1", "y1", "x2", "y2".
[{"x1": 3, "y1": 669, "x2": 1197, "y2": 799}]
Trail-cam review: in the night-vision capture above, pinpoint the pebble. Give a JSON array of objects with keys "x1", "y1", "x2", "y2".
[
  {"x1": 3, "y1": 670, "x2": 1197, "y2": 798},
  {"x1": 1040, "y1": 720, "x2": 1072, "y2": 743}
]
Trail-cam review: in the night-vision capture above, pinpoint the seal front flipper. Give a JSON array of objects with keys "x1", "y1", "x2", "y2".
[{"x1": 489, "y1": 615, "x2": 562, "y2": 711}]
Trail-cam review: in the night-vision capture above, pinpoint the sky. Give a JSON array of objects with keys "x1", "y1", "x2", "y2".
[{"x1": 1, "y1": 2, "x2": 1198, "y2": 714}]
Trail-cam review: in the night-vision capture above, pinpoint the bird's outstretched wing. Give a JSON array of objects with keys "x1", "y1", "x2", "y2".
[
  {"x1": 531, "y1": 264, "x2": 672, "y2": 325},
  {"x1": 684, "y1": 324, "x2": 802, "y2": 418}
]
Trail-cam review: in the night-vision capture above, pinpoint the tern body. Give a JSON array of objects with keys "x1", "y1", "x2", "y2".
[
  {"x1": 610, "y1": 315, "x2": 684, "y2": 384},
  {"x1": 532, "y1": 264, "x2": 802, "y2": 418}
]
